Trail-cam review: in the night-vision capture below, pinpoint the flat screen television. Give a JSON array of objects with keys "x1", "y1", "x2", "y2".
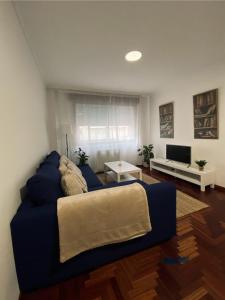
[{"x1": 166, "y1": 144, "x2": 191, "y2": 164}]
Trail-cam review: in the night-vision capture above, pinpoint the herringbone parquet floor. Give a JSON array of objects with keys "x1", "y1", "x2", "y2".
[{"x1": 20, "y1": 169, "x2": 225, "y2": 300}]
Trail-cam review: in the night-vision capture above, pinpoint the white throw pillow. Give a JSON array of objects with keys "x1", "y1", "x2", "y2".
[
  {"x1": 67, "y1": 161, "x2": 82, "y2": 176},
  {"x1": 59, "y1": 156, "x2": 82, "y2": 175},
  {"x1": 59, "y1": 156, "x2": 87, "y2": 192},
  {"x1": 59, "y1": 163, "x2": 68, "y2": 176},
  {"x1": 66, "y1": 168, "x2": 88, "y2": 193},
  {"x1": 61, "y1": 172, "x2": 83, "y2": 196},
  {"x1": 60, "y1": 155, "x2": 69, "y2": 166}
]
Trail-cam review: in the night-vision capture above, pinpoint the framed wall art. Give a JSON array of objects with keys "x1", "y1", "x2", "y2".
[
  {"x1": 159, "y1": 102, "x2": 174, "y2": 138},
  {"x1": 193, "y1": 89, "x2": 218, "y2": 139}
]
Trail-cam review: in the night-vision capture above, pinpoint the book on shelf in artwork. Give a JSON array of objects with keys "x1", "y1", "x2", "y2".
[
  {"x1": 160, "y1": 114, "x2": 172, "y2": 122},
  {"x1": 195, "y1": 90, "x2": 217, "y2": 108},
  {"x1": 194, "y1": 116, "x2": 216, "y2": 129},
  {"x1": 194, "y1": 104, "x2": 216, "y2": 117}
]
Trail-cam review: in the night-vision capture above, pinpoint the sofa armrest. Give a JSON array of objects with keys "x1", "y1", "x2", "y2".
[
  {"x1": 10, "y1": 203, "x2": 59, "y2": 292},
  {"x1": 145, "y1": 182, "x2": 176, "y2": 236},
  {"x1": 90, "y1": 180, "x2": 176, "y2": 237},
  {"x1": 66, "y1": 180, "x2": 176, "y2": 236}
]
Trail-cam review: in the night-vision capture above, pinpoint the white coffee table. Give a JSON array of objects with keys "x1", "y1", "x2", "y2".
[{"x1": 104, "y1": 161, "x2": 142, "y2": 183}]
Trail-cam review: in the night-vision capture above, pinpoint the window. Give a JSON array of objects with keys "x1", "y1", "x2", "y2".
[
  {"x1": 73, "y1": 95, "x2": 140, "y2": 171},
  {"x1": 75, "y1": 99, "x2": 138, "y2": 145}
]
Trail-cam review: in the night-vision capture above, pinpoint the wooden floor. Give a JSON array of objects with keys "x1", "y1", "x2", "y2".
[{"x1": 20, "y1": 168, "x2": 225, "y2": 300}]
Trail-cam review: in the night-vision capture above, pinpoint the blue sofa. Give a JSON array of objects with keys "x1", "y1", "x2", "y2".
[{"x1": 11, "y1": 151, "x2": 176, "y2": 292}]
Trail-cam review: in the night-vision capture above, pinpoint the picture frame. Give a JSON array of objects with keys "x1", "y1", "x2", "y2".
[
  {"x1": 193, "y1": 89, "x2": 218, "y2": 139},
  {"x1": 159, "y1": 102, "x2": 174, "y2": 138}
]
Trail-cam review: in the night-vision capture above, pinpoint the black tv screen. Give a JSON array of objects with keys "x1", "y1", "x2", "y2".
[{"x1": 166, "y1": 144, "x2": 191, "y2": 164}]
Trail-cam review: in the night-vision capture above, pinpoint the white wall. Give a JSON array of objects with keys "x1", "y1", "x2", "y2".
[
  {"x1": 0, "y1": 3, "x2": 50, "y2": 300},
  {"x1": 150, "y1": 62, "x2": 225, "y2": 187}
]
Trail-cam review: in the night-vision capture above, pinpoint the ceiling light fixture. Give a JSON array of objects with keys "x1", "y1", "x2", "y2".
[{"x1": 125, "y1": 50, "x2": 142, "y2": 62}]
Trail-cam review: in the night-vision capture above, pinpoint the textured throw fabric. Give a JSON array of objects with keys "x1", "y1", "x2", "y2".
[
  {"x1": 61, "y1": 172, "x2": 84, "y2": 196},
  {"x1": 57, "y1": 182, "x2": 151, "y2": 263}
]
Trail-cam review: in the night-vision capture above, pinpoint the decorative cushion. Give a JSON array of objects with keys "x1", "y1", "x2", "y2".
[
  {"x1": 27, "y1": 163, "x2": 64, "y2": 206},
  {"x1": 45, "y1": 151, "x2": 60, "y2": 167},
  {"x1": 37, "y1": 163, "x2": 61, "y2": 183},
  {"x1": 59, "y1": 156, "x2": 82, "y2": 177},
  {"x1": 27, "y1": 175, "x2": 64, "y2": 206},
  {"x1": 66, "y1": 168, "x2": 88, "y2": 192},
  {"x1": 59, "y1": 163, "x2": 68, "y2": 176},
  {"x1": 67, "y1": 161, "x2": 82, "y2": 176},
  {"x1": 47, "y1": 151, "x2": 60, "y2": 159},
  {"x1": 60, "y1": 155, "x2": 70, "y2": 166},
  {"x1": 61, "y1": 172, "x2": 83, "y2": 196}
]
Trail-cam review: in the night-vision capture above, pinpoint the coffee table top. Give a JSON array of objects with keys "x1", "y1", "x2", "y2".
[{"x1": 104, "y1": 161, "x2": 141, "y2": 175}]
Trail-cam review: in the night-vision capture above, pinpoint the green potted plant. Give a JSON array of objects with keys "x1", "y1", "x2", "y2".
[
  {"x1": 138, "y1": 144, "x2": 154, "y2": 167},
  {"x1": 195, "y1": 160, "x2": 207, "y2": 171},
  {"x1": 75, "y1": 148, "x2": 89, "y2": 166}
]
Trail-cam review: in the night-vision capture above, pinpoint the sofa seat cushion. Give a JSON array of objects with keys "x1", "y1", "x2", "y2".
[
  {"x1": 88, "y1": 179, "x2": 149, "y2": 192},
  {"x1": 78, "y1": 164, "x2": 103, "y2": 189}
]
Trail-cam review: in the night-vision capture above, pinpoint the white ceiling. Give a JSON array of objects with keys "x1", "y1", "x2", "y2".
[{"x1": 14, "y1": 1, "x2": 225, "y2": 94}]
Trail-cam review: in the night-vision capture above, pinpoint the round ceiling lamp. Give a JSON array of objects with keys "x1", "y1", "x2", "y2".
[{"x1": 125, "y1": 50, "x2": 142, "y2": 62}]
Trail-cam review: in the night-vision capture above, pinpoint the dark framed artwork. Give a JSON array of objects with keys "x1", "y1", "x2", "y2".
[
  {"x1": 193, "y1": 89, "x2": 218, "y2": 139},
  {"x1": 159, "y1": 102, "x2": 174, "y2": 138}
]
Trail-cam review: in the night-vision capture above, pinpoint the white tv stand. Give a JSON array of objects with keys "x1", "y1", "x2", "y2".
[{"x1": 150, "y1": 158, "x2": 215, "y2": 192}]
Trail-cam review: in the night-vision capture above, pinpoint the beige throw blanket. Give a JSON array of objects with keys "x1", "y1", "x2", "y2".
[{"x1": 57, "y1": 183, "x2": 151, "y2": 263}]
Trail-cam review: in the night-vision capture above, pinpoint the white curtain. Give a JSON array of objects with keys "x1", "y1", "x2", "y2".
[
  {"x1": 51, "y1": 90, "x2": 76, "y2": 158},
  {"x1": 51, "y1": 90, "x2": 143, "y2": 172}
]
